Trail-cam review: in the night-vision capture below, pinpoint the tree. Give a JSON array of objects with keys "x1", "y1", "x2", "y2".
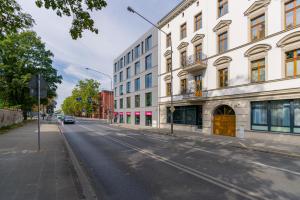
[
  {"x1": 0, "y1": 31, "x2": 62, "y2": 118},
  {"x1": 0, "y1": 0, "x2": 34, "y2": 38},
  {"x1": 62, "y1": 79, "x2": 100, "y2": 116},
  {"x1": 0, "y1": 0, "x2": 107, "y2": 40}
]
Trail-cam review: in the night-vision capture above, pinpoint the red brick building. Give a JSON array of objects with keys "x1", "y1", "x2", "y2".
[{"x1": 99, "y1": 90, "x2": 114, "y2": 120}]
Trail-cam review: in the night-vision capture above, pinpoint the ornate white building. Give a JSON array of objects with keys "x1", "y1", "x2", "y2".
[{"x1": 157, "y1": 0, "x2": 300, "y2": 140}]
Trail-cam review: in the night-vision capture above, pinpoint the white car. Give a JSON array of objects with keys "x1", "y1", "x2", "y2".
[{"x1": 63, "y1": 116, "x2": 76, "y2": 124}]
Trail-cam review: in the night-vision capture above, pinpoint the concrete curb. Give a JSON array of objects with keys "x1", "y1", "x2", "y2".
[{"x1": 58, "y1": 125, "x2": 98, "y2": 200}]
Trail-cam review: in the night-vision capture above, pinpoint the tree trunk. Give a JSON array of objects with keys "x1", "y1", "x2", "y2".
[{"x1": 23, "y1": 110, "x2": 28, "y2": 120}]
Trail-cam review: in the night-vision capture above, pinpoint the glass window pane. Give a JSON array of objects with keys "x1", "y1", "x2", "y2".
[
  {"x1": 252, "y1": 69, "x2": 258, "y2": 82},
  {"x1": 286, "y1": 11, "x2": 294, "y2": 28},
  {"x1": 297, "y1": 60, "x2": 300, "y2": 75},
  {"x1": 270, "y1": 101, "x2": 291, "y2": 132},
  {"x1": 260, "y1": 67, "x2": 265, "y2": 81},
  {"x1": 252, "y1": 102, "x2": 268, "y2": 125},
  {"x1": 295, "y1": 100, "x2": 300, "y2": 126},
  {"x1": 297, "y1": 8, "x2": 300, "y2": 25},
  {"x1": 287, "y1": 61, "x2": 294, "y2": 76}
]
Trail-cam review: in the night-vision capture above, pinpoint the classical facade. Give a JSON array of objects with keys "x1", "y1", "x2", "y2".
[
  {"x1": 113, "y1": 28, "x2": 159, "y2": 128},
  {"x1": 157, "y1": 0, "x2": 300, "y2": 140}
]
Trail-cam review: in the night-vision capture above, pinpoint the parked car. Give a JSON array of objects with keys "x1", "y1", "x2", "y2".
[{"x1": 63, "y1": 116, "x2": 75, "y2": 124}]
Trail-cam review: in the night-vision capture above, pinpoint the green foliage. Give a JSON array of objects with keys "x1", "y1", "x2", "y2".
[
  {"x1": 35, "y1": 0, "x2": 107, "y2": 39},
  {"x1": 62, "y1": 79, "x2": 100, "y2": 116},
  {"x1": 0, "y1": 0, "x2": 34, "y2": 38},
  {"x1": 0, "y1": 31, "x2": 62, "y2": 113}
]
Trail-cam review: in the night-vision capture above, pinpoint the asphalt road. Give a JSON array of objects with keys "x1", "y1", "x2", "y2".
[{"x1": 61, "y1": 119, "x2": 300, "y2": 200}]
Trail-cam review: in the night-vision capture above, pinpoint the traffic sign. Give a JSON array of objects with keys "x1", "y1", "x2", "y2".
[{"x1": 170, "y1": 106, "x2": 176, "y2": 113}]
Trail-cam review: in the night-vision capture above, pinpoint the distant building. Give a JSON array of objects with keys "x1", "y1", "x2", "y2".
[
  {"x1": 99, "y1": 90, "x2": 114, "y2": 120},
  {"x1": 113, "y1": 28, "x2": 159, "y2": 128}
]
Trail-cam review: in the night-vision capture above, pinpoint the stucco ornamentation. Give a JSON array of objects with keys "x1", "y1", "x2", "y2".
[
  {"x1": 164, "y1": 50, "x2": 172, "y2": 57},
  {"x1": 213, "y1": 56, "x2": 232, "y2": 66},
  {"x1": 277, "y1": 31, "x2": 300, "y2": 47},
  {"x1": 244, "y1": 0, "x2": 271, "y2": 16},
  {"x1": 213, "y1": 20, "x2": 232, "y2": 32},
  {"x1": 244, "y1": 44, "x2": 272, "y2": 57},
  {"x1": 191, "y1": 34, "x2": 205, "y2": 43},
  {"x1": 164, "y1": 74, "x2": 171, "y2": 81},
  {"x1": 177, "y1": 70, "x2": 188, "y2": 77},
  {"x1": 177, "y1": 42, "x2": 189, "y2": 50}
]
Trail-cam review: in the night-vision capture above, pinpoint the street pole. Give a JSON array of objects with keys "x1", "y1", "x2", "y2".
[
  {"x1": 37, "y1": 74, "x2": 41, "y2": 151},
  {"x1": 127, "y1": 6, "x2": 174, "y2": 135}
]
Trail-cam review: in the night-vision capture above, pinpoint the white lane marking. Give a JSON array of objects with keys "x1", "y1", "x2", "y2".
[
  {"x1": 96, "y1": 124, "x2": 119, "y2": 131},
  {"x1": 79, "y1": 125, "x2": 300, "y2": 177},
  {"x1": 250, "y1": 161, "x2": 300, "y2": 176},
  {"x1": 78, "y1": 125, "x2": 95, "y2": 132},
  {"x1": 107, "y1": 135, "x2": 266, "y2": 200}
]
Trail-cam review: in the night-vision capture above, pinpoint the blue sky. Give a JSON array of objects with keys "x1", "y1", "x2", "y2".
[{"x1": 18, "y1": 0, "x2": 181, "y2": 108}]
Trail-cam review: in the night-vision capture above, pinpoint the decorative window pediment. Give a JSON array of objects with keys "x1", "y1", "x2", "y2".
[
  {"x1": 177, "y1": 70, "x2": 188, "y2": 77},
  {"x1": 164, "y1": 74, "x2": 171, "y2": 81},
  {"x1": 244, "y1": 44, "x2": 271, "y2": 57},
  {"x1": 277, "y1": 31, "x2": 300, "y2": 48},
  {"x1": 244, "y1": 0, "x2": 271, "y2": 16},
  {"x1": 191, "y1": 34, "x2": 205, "y2": 44},
  {"x1": 213, "y1": 56, "x2": 232, "y2": 66},
  {"x1": 164, "y1": 50, "x2": 172, "y2": 57},
  {"x1": 213, "y1": 20, "x2": 232, "y2": 32},
  {"x1": 177, "y1": 42, "x2": 189, "y2": 50}
]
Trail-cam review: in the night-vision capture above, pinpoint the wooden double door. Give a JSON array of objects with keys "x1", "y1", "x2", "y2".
[{"x1": 213, "y1": 105, "x2": 236, "y2": 137}]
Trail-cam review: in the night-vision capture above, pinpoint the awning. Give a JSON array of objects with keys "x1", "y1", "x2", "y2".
[
  {"x1": 135, "y1": 112, "x2": 140, "y2": 116},
  {"x1": 114, "y1": 112, "x2": 118, "y2": 116},
  {"x1": 119, "y1": 112, "x2": 124, "y2": 116},
  {"x1": 126, "y1": 112, "x2": 131, "y2": 116},
  {"x1": 145, "y1": 111, "x2": 152, "y2": 116}
]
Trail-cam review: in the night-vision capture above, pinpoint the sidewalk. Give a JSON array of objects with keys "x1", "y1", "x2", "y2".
[
  {"x1": 114, "y1": 124, "x2": 300, "y2": 158},
  {"x1": 0, "y1": 121, "x2": 82, "y2": 200}
]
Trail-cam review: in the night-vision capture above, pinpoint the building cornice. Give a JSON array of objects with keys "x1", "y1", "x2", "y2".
[{"x1": 157, "y1": 0, "x2": 197, "y2": 29}]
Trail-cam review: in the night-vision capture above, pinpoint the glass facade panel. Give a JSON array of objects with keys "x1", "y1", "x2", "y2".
[
  {"x1": 270, "y1": 101, "x2": 291, "y2": 132},
  {"x1": 167, "y1": 106, "x2": 202, "y2": 128},
  {"x1": 145, "y1": 54, "x2": 152, "y2": 70},
  {"x1": 126, "y1": 115, "x2": 131, "y2": 124},
  {"x1": 251, "y1": 102, "x2": 268, "y2": 131},
  {"x1": 145, "y1": 92, "x2": 152, "y2": 107},
  {"x1": 135, "y1": 62, "x2": 140, "y2": 75},
  {"x1": 135, "y1": 115, "x2": 140, "y2": 125},
  {"x1": 135, "y1": 95, "x2": 140, "y2": 108},
  {"x1": 145, "y1": 73, "x2": 152, "y2": 89},
  {"x1": 135, "y1": 78, "x2": 140, "y2": 91},
  {"x1": 295, "y1": 100, "x2": 300, "y2": 127}
]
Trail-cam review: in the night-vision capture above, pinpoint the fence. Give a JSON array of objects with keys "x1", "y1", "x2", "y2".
[{"x1": 0, "y1": 109, "x2": 23, "y2": 128}]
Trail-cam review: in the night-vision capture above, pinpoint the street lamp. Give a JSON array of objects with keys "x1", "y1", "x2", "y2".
[
  {"x1": 127, "y1": 6, "x2": 174, "y2": 135},
  {"x1": 85, "y1": 67, "x2": 113, "y2": 124}
]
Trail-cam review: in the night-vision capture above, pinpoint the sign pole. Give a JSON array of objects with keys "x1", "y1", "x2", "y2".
[{"x1": 37, "y1": 74, "x2": 41, "y2": 151}]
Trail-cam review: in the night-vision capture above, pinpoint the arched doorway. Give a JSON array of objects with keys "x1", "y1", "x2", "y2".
[{"x1": 213, "y1": 105, "x2": 236, "y2": 137}]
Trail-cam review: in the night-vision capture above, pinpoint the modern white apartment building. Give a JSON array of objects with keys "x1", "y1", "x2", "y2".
[
  {"x1": 113, "y1": 28, "x2": 159, "y2": 128},
  {"x1": 157, "y1": 0, "x2": 300, "y2": 140}
]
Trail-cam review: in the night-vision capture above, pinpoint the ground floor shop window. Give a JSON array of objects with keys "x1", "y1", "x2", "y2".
[
  {"x1": 167, "y1": 106, "x2": 202, "y2": 128},
  {"x1": 251, "y1": 99, "x2": 300, "y2": 134},
  {"x1": 135, "y1": 113, "x2": 140, "y2": 125},
  {"x1": 119, "y1": 114, "x2": 124, "y2": 123},
  {"x1": 145, "y1": 112, "x2": 152, "y2": 126},
  {"x1": 126, "y1": 114, "x2": 131, "y2": 124},
  {"x1": 114, "y1": 116, "x2": 118, "y2": 123}
]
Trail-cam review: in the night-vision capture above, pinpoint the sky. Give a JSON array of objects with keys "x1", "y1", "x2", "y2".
[{"x1": 18, "y1": 0, "x2": 182, "y2": 109}]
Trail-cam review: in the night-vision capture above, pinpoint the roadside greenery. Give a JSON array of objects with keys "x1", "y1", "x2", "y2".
[
  {"x1": 0, "y1": 0, "x2": 107, "y2": 39},
  {"x1": 0, "y1": 31, "x2": 62, "y2": 118},
  {"x1": 62, "y1": 79, "x2": 100, "y2": 116}
]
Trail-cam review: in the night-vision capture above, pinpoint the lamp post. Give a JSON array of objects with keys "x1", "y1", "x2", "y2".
[
  {"x1": 127, "y1": 6, "x2": 174, "y2": 135},
  {"x1": 85, "y1": 67, "x2": 113, "y2": 124}
]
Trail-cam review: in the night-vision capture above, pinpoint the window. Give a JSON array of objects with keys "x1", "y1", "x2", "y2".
[
  {"x1": 145, "y1": 114, "x2": 152, "y2": 126},
  {"x1": 141, "y1": 42, "x2": 144, "y2": 54},
  {"x1": 127, "y1": 52, "x2": 131, "y2": 64},
  {"x1": 251, "y1": 102, "x2": 268, "y2": 131},
  {"x1": 181, "y1": 51, "x2": 187, "y2": 67},
  {"x1": 119, "y1": 85, "x2": 124, "y2": 95},
  {"x1": 126, "y1": 97, "x2": 131, "y2": 108},
  {"x1": 195, "y1": 43, "x2": 202, "y2": 61},
  {"x1": 120, "y1": 58, "x2": 123, "y2": 68},
  {"x1": 114, "y1": 75, "x2": 117, "y2": 84},
  {"x1": 181, "y1": 79, "x2": 187, "y2": 94},
  {"x1": 166, "y1": 33, "x2": 172, "y2": 48},
  {"x1": 251, "y1": 14, "x2": 265, "y2": 41},
  {"x1": 145, "y1": 92, "x2": 152, "y2": 107},
  {"x1": 134, "y1": 45, "x2": 141, "y2": 59},
  {"x1": 166, "y1": 58, "x2": 172, "y2": 72},
  {"x1": 145, "y1": 54, "x2": 152, "y2": 70},
  {"x1": 285, "y1": 49, "x2": 300, "y2": 77},
  {"x1": 114, "y1": 87, "x2": 117, "y2": 97},
  {"x1": 218, "y1": 0, "x2": 228, "y2": 17},
  {"x1": 251, "y1": 58, "x2": 266, "y2": 82},
  {"x1": 126, "y1": 82, "x2": 131, "y2": 93},
  {"x1": 114, "y1": 100, "x2": 117, "y2": 109},
  {"x1": 119, "y1": 71, "x2": 123, "y2": 82},
  {"x1": 195, "y1": 75, "x2": 203, "y2": 97},
  {"x1": 219, "y1": 68, "x2": 228, "y2": 87},
  {"x1": 218, "y1": 31, "x2": 228, "y2": 53},
  {"x1": 120, "y1": 98, "x2": 123, "y2": 109},
  {"x1": 135, "y1": 95, "x2": 140, "y2": 108},
  {"x1": 145, "y1": 73, "x2": 152, "y2": 89},
  {"x1": 135, "y1": 61, "x2": 140, "y2": 75},
  {"x1": 126, "y1": 67, "x2": 131, "y2": 79},
  {"x1": 126, "y1": 114, "x2": 131, "y2": 124},
  {"x1": 166, "y1": 83, "x2": 172, "y2": 96},
  {"x1": 251, "y1": 100, "x2": 300, "y2": 134},
  {"x1": 194, "y1": 13, "x2": 202, "y2": 31},
  {"x1": 135, "y1": 114, "x2": 140, "y2": 125},
  {"x1": 114, "y1": 63, "x2": 117, "y2": 72},
  {"x1": 120, "y1": 114, "x2": 124, "y2": 123},
  {"x1": 180, "y1": 23, "x2": 187, "y2": 39},
  {"x1": 285, "y1": 0, "x2": 300, "y2": 29},
  {"x1": 145, "y1": 35, "x2": 152, "y2": 52},
  {"x1": 135, "y1": 78, "x2": 140, "y2": 91},
  {"x1": 167, "y1": 106, "x2": 202, "y2": 127}
]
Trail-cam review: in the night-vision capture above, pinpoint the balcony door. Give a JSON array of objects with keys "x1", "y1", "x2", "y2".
[
  {"x1": 194, "y1": 75, "x2": 203, "y2": 97},
  {"x1": 195, "y1": 43, "x2": 202, "y2": 62}
]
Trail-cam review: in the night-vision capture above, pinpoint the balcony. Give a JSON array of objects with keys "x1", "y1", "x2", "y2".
[
  {"x1": 183, "y1": 53, "x2": 207, "y2": 73},
  {"x1": 181, "y1": 88, "x2": 208, "y2": 101}
]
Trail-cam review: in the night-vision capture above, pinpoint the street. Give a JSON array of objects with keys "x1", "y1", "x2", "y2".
[{"x1": 62, "y1": 119, "x2": 300, "y2": 200}]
